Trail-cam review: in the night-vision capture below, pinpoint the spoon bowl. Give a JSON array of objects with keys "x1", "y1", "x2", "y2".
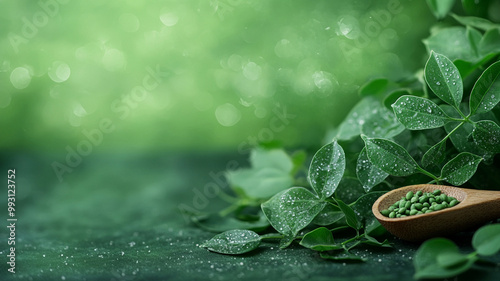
[{"x1": 372, "y1": 184, "x2": 500, "y2": 242}]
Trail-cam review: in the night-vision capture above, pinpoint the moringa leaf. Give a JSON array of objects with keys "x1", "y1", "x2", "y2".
[
  {"x1": 469, "y1": 61, "x2": 500, "y2": 115},
  {"x1": 362, "y1": 136, "x2": 419, "y2": 176},
  {"x1": 472, "y1": 120, "x2": 500, "y2": 153},
  {"x1": 227, "y1": 148, "x2": 294, "y2": 199},
  {"x1": 200, "y1": 229, "x2": 261, "y2": 255},
  {"x1": 451, "y1": 13, "x2": 500, "y2": 31},
  {"x1": 261, "y1": 187, "x2": 325, "y2": 238},
  {"x1": 312, "y1": 202, "x2": 345, "y2": 226},
  {"x1": 424, "y1": 51, "x2": 463, "y2": 108},
  {"x1": 356, "y1": 148, "x2": 389, "y2": 192},
  {"x1": 472, "y1": 223, "x2": 500, "y2": 256},
  {"x1": 421, "y1": 138, "x2": 448, "y2": 168},
  {"x1": 423, "y1": 26, "x2": 477, "y2": 61},
  {"x1": 308, "y1": 140, "x2": 345, "y2": 199},
  {"x1": 426, "y1": 0, "x2": 455, "y2": 19},
  {"x1": 392, "y1": 95, "x2": 450, "y2": 130},
  {"x1": 440, "y1": 152, "x2": 483, "y2": 185},
  {"x1": 299, "y1": 227, "x2": 342, "y2": 251},
  {"x1": 414, "y1": 238, "x2": 476, "y2": 279},
  {"x1": 335, "y1": 198, "x2": 361, "y2": 230}
]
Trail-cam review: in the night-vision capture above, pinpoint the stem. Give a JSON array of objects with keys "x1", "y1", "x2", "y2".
[
  {"x1": 416, "y1": 166, "x2": 440, "y2": 182},
  {"x1": 218, "y1": 203, "x2": 241, "y2": 217},
  {"x1": 453, "y1": 105, "x2": 468, "y2": 120},
  {"x1": 341, "y1": 233, "x2": 365, "y2": 246},
  {"x1": 329, "y1": 226, "x2": 350, "y2": 233}
]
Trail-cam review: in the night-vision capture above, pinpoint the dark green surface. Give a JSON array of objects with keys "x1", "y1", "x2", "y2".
[{"x1": 1, "y1": 153, "x2": 499, "y2": 280}]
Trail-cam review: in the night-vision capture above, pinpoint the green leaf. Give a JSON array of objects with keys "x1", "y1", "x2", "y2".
[
  {"x1": 335, "y1": 177, "x2": 366, "y2": 204},
  {"x1": 469, "y1": 61, "x2": 500, "y2": 115},
  {"x1": 356, "y1": 148, "x2": 389, "y2": 192},
  {"x1": 421, "y1": 138, "x2": 447, "y2": 168},
  {"x1": 359, "y1": 78, "x2": 389, "y2": 97},
  {"x1": 352, "y1": 192, "x2": 387, "y2": 236},
  {"x1": 479, "y1": 28, "x2": 500, "y2": 56},
  {"x1": 436, "y1": 252, "x2": 470, "y2": 268},
  {"x1": 440, "y1": 152, "x2": 483, "y2": 185},
  {"x1": 335, "y1": 198, "x2": 361, "y2": 230},
  {"x1": 414, "y1": 238, "x2": 476, "y2": 279},
  {"x1": 451, "y1": 13, "x2": 500, "y2": 31},
  {"x1": 200, "y1": 229, "x2": 261, "y2": 255},
  {"x1": 472, "y1": 223, "x2": 500, "y2": 256},
  {"x1": 320, "y1": 251, "x2": 366, "y2": 262},
  {"x1": 362, "y1": 136, "x2": 419, "y2": 176},
  {"x1": 472, "y1": 120, "x2": 500, "y2": 153},
  {"x1": 361, "y1": 106, "x2": 405, "y2": 138},
  {"x1": 312, "y1": 203, "x2": 345, "y2": 226},
  {"x1": 383, "y1": 89, "x2": 412, "y2": 109},
  {"x1": 425, "y1": 51, "x2": 463, "y2": 108},
  {"x1": 251, "y1": 147, "x2": 293, "y2": 172},
  {"x1": 392, "y1": 95, "x2": 450, "y2": 130},
  {"x1": 227, "y1": 148, "x2": 294, "y2": 199},
  {"x1": 299, "y1": 227, "x2": 342, "y2": 251},
  {"x1": 424, "y1": 26, "x2": 477, "y2": 61},
  {"x1": 228, "y1": 168, "x2": 294, "y2": 199},
  {"x1": 190, "y1": 211, "x2": 270, "y2": 233},
  {"x1": 362, "y1": 235, "x2": 392, "y2": 248},
  {"x1": 308, "y1": 140, "x2": 345, "y2": 199},
  {"x1": 335, "y1": 97, "x2": 379, "y2": 140},
  {"x1": 261, "y1": 187, "x2": 325, "y2": 238},
  {"x1": 426, "y1": 0, "x2": 455, "y2": 19},
  {"x1": 279, "y1": 235, "x2": 295, "y2": 249},
  {"x1": 466, "y1": 26, "x2": 482, "y2": 58}
]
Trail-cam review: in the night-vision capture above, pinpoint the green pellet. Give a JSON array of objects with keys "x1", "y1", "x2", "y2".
[
  {"x1": 404, "y1": 201, "x2": 411, "y2": 209},
  {"x1": 406, "y1": 191, "x2": 414, "y2": 200},
  {"x1": 381, "y1": 209, "x2": 391, "y2": 216},
  {"x1": 380, "y1": 189, "x2": 460, "y2": 218},
  {"x1": 399, "y1": 200, "x2": 406, "y2": 208}
]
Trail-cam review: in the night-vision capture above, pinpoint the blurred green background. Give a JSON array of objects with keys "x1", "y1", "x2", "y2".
[
  {"x1": 1, "y1": 0, "x2": 433, "y2": 153},
  {"x1": 3, "y1": 0, "x2": 479, "y2": 280}
]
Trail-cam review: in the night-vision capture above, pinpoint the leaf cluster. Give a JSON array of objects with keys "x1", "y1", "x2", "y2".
[{"x1": 195, "y1": 1, "x2": 500, "y2": 279}]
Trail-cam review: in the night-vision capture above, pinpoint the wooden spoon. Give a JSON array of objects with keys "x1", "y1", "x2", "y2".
[{"x1": 372, "y1": 184, "x2": 500, "y2": 242}]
